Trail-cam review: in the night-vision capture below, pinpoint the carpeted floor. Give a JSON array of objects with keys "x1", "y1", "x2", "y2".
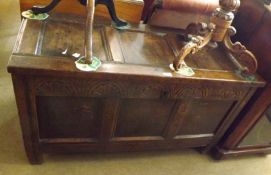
[{"x1": 0, "y1": 1, "x2": 271, "y2": 175}]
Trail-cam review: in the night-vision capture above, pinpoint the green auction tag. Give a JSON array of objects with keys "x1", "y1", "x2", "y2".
[
  {"x1": 22, "y1": 10, "x2": 49, "y2": 20},
  {"x1": 169, "y1": 63, "x2": 195, "y2": 77},
  {"x1": 75, "y1": 56, "x2": 102, "y2": 72},
  {"x1": 235, "y1": 69, "x2": 256, "y2": 81}
]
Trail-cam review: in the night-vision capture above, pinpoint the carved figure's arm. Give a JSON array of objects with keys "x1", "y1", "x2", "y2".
[{"x1": 173, "y1": 32, "x2": 212, "y2": 71}]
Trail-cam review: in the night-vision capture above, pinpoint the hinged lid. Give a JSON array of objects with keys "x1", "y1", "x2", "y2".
[{"x1": 8, "y1": 14, "x2": 265, "y2": 87}]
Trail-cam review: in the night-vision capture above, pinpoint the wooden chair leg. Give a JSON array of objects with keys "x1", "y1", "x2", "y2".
[{"x1": 141, "y1": 0, "x2": 155, "y2": 21}]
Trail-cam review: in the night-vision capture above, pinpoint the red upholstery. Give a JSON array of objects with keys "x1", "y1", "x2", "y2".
[
  {"x1": 163, "y1": 0, "x2": 218, "y2": 14},
  {"x1": 144, "y1": 0, "x2": 219, "y2": 29}
]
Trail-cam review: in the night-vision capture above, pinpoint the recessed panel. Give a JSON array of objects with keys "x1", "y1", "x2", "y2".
[
  {"x1": 41, "y1": 20, "x2": 107, "y2": 61},
  {"x1": 177, "y1": 99, "x2": 234, "y2": 135},
  {"x1": 37, "y1": 96, "x2": 102, "y2": 138},
  {"x1": 115, "y1": 99, "x2": 175, "y2": 137},
  {"x1": 116, "y1": 31, "x2": 175, "y2": 66}
]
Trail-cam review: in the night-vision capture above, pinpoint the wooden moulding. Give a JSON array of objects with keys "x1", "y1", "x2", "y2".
[{"x1": 212, "y1": 146, "x2": 271, "y2": 160}]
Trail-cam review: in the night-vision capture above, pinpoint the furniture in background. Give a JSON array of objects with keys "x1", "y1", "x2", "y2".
[
  {"x1": 142, "y1": 0, "x2": 219, "y2": 29},
  {"x1": 213, "y1": 87, "x2": 271, "y2": 159},
  {"x1": 19, "y1": 0, "x2": 144, "y2": 23},
  {"x1": 212, "y1": 0, "x2": 271, "y2": 158}
]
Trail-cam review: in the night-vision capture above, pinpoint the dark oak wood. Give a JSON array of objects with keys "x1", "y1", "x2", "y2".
[
  {"x1": 212, "y1": 146, "x2": 271, "y2": 160},
  {"x1": 11, "y1": 75, "x2": 43, "y2": 164},
  {"x1": 8, "y1": 14, "x2": 264, "y2": 164},
  {"x1": 213, "y1": 84, "x2": 271, "y2": 159},
  {"x1": 223, "y1": 85, "x2": 271, "y2": 149}
]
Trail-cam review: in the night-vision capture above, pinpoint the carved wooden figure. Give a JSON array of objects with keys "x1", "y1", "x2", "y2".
[{"x1": 173, "y1": 0, "x2": 258, "y2": 76}]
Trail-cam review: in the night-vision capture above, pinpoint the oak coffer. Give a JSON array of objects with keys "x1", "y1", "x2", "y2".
[{"x1": 7, "y1": 14, "x2": 265, "y2": 164}]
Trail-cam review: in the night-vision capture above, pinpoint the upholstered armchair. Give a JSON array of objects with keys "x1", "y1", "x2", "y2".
[{"x1": 142, "y1": 0, "x2": 219, "y2": 29}]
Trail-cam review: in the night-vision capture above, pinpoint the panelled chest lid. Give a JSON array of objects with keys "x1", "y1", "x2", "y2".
[{"x1": 8, "y1": 14, "x2": 265, "y2": 87}]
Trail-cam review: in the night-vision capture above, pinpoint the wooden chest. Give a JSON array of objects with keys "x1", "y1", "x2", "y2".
[{"x1": 7, "y1": 14, "x2": 265, "y2": 164}]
